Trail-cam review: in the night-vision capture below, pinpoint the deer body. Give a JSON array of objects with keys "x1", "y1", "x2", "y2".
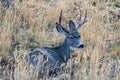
[{"x1": 28, "y1": 38, "x2": 78, "y2": 68}]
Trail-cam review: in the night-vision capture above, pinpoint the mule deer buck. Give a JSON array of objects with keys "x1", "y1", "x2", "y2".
[{"x1": 26, "y1": 9, "x2": 87, "y2": 79}]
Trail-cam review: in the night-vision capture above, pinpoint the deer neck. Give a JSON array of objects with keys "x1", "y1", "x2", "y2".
[{"x1": 58, "y1": 39, "x2": 74, "y2": 61}]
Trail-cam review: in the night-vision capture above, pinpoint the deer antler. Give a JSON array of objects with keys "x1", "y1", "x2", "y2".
[
  {"x1": 59, "y1": 9, "x2": 63, "y2": 24},
  {"x1": 77, "y1": 8, "x2": 87, "y2": 29},
  {"x1": 57, "y1": 10, "x2": 69, "y2": 33}
]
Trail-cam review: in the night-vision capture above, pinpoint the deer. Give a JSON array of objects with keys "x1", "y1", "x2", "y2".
[{"x1": 25, "y1": 9, "x2": 87, "y2": 79}]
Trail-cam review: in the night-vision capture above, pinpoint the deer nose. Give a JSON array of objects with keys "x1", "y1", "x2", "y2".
[{"x1": 78, "y1": 44, "x2": 84, "y2": 48}]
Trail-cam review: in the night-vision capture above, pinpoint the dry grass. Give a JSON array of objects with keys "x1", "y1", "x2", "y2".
[{"x1": 0, "y1": 0, "x2": 120, "y2": 80}]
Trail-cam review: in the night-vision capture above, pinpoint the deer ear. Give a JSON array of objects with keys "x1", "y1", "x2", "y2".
[
  {"x1": 55, "y1": 22, "x2": 69, "y2": 35},
  {"x1": 69, "y1": 20, "x2": 76, "y2": 31}
]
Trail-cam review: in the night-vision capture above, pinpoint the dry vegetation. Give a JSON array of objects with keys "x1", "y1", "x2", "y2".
[{"x1": 0, "y1": 0, "x2": 120, "y2": 80}]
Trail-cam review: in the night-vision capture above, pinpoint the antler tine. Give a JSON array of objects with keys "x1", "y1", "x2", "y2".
[
  {"x1": 77, "y1": 9, "x2": 87, "y2": 29},
  {"x1": 57, "y1": 10, "x2": 69, "y2": 33},
  {"x1": 78, "y1": 6, "x2": 82, "y2": 19},
  {"x1": 84, "y1": 10, "x2": 87, "y2": 21},
  {"x1": 59, "y1": 9, "x2": 63, "y2": 24}
]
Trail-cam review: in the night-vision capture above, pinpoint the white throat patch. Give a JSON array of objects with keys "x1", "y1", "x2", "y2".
[{"x1": 70, "y1": 46, "x2": 75, "y2": 51}]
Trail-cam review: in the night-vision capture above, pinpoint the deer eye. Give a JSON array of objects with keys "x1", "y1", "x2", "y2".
[{"x1": 70, "y1": 37, "x2": 74, "y2": 39}]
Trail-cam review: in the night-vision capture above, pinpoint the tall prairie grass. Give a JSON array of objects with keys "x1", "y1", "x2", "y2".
[{"x1": 0, "y1": 0, "x2": 120, "y2": 80}]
